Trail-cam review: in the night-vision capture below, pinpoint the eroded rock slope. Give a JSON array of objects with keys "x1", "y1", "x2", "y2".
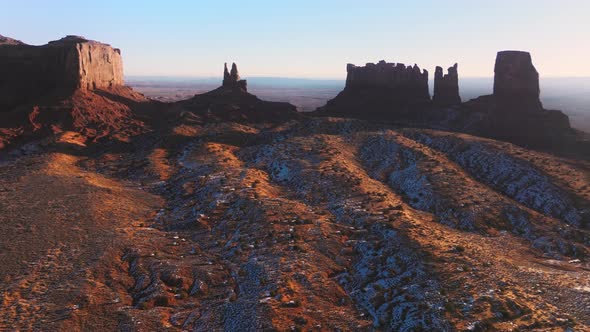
[{"x1": 1, "y1": 117, "x2": 589, "y2": 331}]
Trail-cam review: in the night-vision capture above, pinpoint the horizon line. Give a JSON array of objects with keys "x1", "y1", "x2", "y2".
[{"x1": 125, "y1": 74, "x2": 590, "y2": 81}]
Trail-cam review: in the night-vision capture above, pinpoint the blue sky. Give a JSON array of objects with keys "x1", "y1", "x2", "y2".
[{"x1": 2, "y1": 0, "x2": 589, "y2": 78}]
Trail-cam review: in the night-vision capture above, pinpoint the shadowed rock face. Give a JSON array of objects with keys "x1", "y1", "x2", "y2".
[
  {"x1": 175, "y1": 62, "x2": 299, "y2": 123},
  {"x1": 460, "y1": 51, "x2": 573, "y2": 147},
  {"x1": 222, "y1": 62, "x2": 248, "y2": 92},
  {"x1": 317, "y1": 61, "x2": 431, "y2": 118},
  {"x1": 433, "y1": 63, "x2": 461, "y2": 106},
  {"x1": 345, "y1": 60, "x2": 430, "y2": 100},
  {"x1": 314, "y1": 52, "x2": 583, "y2": 151},
  {"x1": 0, "y1": 35, "x2": 124, "y2": 110},
  {"x1": 493, "y1": 51, "x2": 540, "y2": 103}
]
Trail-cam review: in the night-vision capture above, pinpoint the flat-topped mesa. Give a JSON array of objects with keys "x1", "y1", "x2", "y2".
[
  {"x1": 54, "y1": 35, "x2": 124, "y2": 90},
  {"x1": 0, "y1": 35, "x2": 124, "y2": 109},
  {"x1": 345, "y1": 60, "x2": 430, "y2": 100},
  {"x1": 433, "y1": 63, "x2": 461, "y2": 106},
  {"x1": 222, "y1": 62, "x2": 248, "y2": 92},
  {"x1": 493, "y1": 51, "x2": 540, "y2": 106}
]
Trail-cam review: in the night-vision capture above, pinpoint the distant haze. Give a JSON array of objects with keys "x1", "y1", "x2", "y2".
[
  {"x1": 127, "y1": 76, "x2": 590, "y2": 133},
  {"x1": 3, "y1": 1, "x2": 590, "y2": 78}
]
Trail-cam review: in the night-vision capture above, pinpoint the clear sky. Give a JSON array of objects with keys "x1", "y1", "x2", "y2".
[{"x1": 2, "y1": 0, "x2": 589, "y2": 78}]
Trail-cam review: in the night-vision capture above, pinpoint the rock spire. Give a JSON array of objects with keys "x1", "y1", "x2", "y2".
[
  {"x1": 222, "y1": 62, "x2": 247, "y2": 92},
  {"x1": 433, "y1": 63, "x2": 461, "y2": 106}
]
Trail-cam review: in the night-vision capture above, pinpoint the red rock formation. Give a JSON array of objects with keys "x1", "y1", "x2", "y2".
[
  {"x1": 0, "y1": 35, "x2": 147, "y2": 150},
  {"x1": 493, "y1": 51, "x2": 540, "y2": 103},
  {"x1": 459, "y1": 51, "x2": 574, "y2": 147},
  {"x1": 315, "y1": 52, "x2": 580, "y2": 150},
  {"x1": 175, "y1": 63, "x2": 299, "y2": 123},
  {"x1": 433, "y1": 63, "x2": 461, "y2": 106},
  {"x1": 0, "y1": 35, "x2": 124, "y2": 110},
  {"x1": 345, "y1": 60, "x2": 430, "y2": 100},
  {"x1": 222, "y1": 62, "x2": 248, "y2": 92},
  {"x1": 317, "y1": 60, "x2": 431, "y2": 119}
]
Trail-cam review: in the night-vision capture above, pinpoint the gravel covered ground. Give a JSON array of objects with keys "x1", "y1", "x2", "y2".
[{"x1": 1, "y1": 117, "x2": 589, "y2": 331}]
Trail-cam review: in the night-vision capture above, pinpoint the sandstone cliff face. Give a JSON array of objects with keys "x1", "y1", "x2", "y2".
[
  {"x1": 73, "y1": 40, "x2": 124, "y2": 90},
  {"x1": 345, "y1": 60, "x2": 430, "y2": 100},
  {"x1": 493, "y1": 51, "x2": 540, "y2": 102},
  {"x1": 433, "y1": 63, "x2": 461, "y2": 106},
  {"x1": 0, "y1": 35, "x2": 124, "y2": 110}
]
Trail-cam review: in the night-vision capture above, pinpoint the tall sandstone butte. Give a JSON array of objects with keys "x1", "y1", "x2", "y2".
[
  {"x1": 0, "y1": 35, "x2": 124, "y2": 110},
  {"x1": 493, "y1": 50, "x2": 541, "y2": 108},
  {"x1": 433, "y1": 63, "x2": 461, "y2": 106}
]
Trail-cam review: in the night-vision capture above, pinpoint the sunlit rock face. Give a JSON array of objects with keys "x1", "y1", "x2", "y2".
[{"x1": 0, "y1": 35, "x2": 124, "y2": 110}]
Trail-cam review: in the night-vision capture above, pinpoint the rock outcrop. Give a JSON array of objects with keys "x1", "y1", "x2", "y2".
[
  {"x1": 433, "y1": 63, "x2": 461, "y2": 106},
  {"x1": 0, "y1": 35, "x2": 25, "y2": 46},
  {"x1": 0, "y1": 35, "x2": 148, "y2": 150},
  {"x1": 345, "y1": 61, "x2": 430, "y2": 100},
  {"x1": 493, "y1": 51, "x2": 540, "y2": 104},
  {"x1": 460, "y1": 51, "x2": 573, "y2": 148},
  {"x1": 222, "y1": 62, "x2": 248, "y2": 92},
  {"x1": 314, "y1": 52, "x2": 582, "y2": 151},
  {"x1": 0, "y1": 35, "x2": 124, "y2": 110},
  {"x1": 175, "y1": 63, "x2": 299, "y2": 123},
  {"x1": 317, "y1": 60, "x2": 431, "y2": 118}
]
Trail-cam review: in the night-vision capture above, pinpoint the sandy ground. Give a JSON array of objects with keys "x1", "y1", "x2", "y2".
[{"x1": 0, "y1": 117, "x2": 589, "y2": 331}]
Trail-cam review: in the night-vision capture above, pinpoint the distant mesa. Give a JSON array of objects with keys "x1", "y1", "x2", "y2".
[
  {"x1": 433, "y1": 63, "x2": 461, "y2": 107},
  {"x1": 0, "y1": 35, "x2": 146, "y2": 150},
  {"x1": 0, "y1": 35, "x2": 124, "y2": 111},
  {"x1": 315, "y1": 51, "x2": 579, "y2": 149},
  {"x1": 345, "y1": 60, "x2": 430, "y2": 100},
  {"x1": 223, "y1": 62, "x2": 248, "y2": 92},
  {"x1": 318, "y1": 60, "x2": 432, "y2": 118},
  {"x1": 320, "y1": 60, "x2": 462, "y2": 116}
]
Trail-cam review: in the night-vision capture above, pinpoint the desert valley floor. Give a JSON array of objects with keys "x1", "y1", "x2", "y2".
[{"x1": 1, "y1": 117, "x2": 589, "y2": 331}]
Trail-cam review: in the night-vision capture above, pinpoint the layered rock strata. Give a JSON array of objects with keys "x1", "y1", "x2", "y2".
[{"x1": 0, "y1": 35, "x2": 124, "y2": 110}]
